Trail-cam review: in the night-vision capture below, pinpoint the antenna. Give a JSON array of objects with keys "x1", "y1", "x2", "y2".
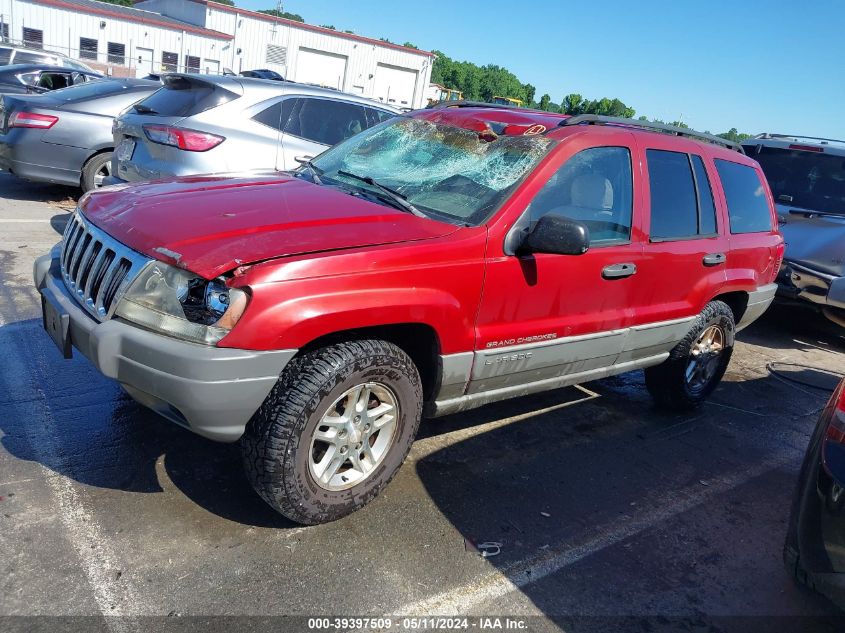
[{"x1": 271, "y1": 0, "x2": 283, "y2": 38}]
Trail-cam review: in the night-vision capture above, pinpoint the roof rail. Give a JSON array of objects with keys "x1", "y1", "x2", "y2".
[
  {"x1": 754, "y1": 133, "x2": 845, "y2": 145},
  {"x1": 559, "y1": 114, "x2": 745, "y2": 153},
  {"x1": 431, "y1": 100, "x2": 526, "y2": 111}
]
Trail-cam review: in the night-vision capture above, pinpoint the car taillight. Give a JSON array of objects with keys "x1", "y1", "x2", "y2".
[
  {"x1": 9, "y1": 111, "x2": 58, "y2": 129},
  {"x1": 825, "y1": 386, "x2": 845, "y2": 444},
  {"x1": 770, "y1": 241, "x2": 785, "y2": 283},
  {"x1": 142, "y1": 124, "x2": 224, "y2": 152}
]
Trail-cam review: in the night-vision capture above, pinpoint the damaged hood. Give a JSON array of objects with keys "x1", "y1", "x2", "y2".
[
  {"x1": 777, "y1": 203, "x2": 845, "y2": 277},
  {"x1": 79, "y1": 173, "x2": 458, "y2": 279}
]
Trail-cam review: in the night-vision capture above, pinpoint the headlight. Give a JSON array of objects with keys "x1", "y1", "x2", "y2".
[{"x1": 114, "y1": 262, "x2": 248, "y2": 345}]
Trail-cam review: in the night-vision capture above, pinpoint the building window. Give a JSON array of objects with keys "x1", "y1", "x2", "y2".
[
  {"x1": 162, "y1": 51, "x2": 178, "y2": 72},
  {"x1": 22, "y1": 27, "x2": 43, "y2": 49},
  {"x1": 107, "y1": 42, "x2": 125, "y2": 65},
  {"x1": 186, "y1": 55, "x2": 200, "y2": 73},
  {"x1": 79, "y1": 37, "x2": 98, "y2": 61},
  {"x1": 1, "y1": 22, "x2": 9, "y2": 42}
]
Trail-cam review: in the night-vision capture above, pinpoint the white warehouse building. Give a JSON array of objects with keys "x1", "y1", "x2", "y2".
[{"x1": 0, "y1": 0, "x2": 435, "y2": 108}]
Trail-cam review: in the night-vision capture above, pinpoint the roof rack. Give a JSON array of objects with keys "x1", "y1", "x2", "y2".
[
  {"x1": 754, "y1": 133, "x2": 845, "y2": 146},
  {"x1": 559, "y1": 114, "x2": 745, "y2": 153},
  {"x1": 431, "y1": 100, "x2": 532, "y2": 112}
]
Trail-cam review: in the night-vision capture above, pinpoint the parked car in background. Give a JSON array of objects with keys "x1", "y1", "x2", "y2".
[
  {"x1": 743, "y1": 134, "x2": 845, "y2": 328},
  {"x1": 0, "y1": 44, "x2": 94, "y2": 71},
  {"x1": 785, "y1": 375, "x2": 845, "y2": 608},
  {"x1": 35, "y1": 108, "x2": 782, "y2": 524},
  {"x1": 239, "y1": 69, "x2": 285, "y2": 81},
  {"x1": 0, "y1": 78, "x2": 159, "y2": 190},
  {"x1": 0, "y1": 64, "x2": 103, "y2": 94},
  {"x1": 108, "y1": 74, "x2": 398, "y2": 183}
]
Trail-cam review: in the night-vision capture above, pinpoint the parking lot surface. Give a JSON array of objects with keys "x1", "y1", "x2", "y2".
[{"x1": 2, "y1": 172, "x2": 845, "y2": 631}]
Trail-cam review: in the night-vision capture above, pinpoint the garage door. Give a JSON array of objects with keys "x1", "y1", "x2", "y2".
[
  {"x1": 373, "y1": 64, "x2": 418, "y2": 108},
  {"x1": 295, "y1": 48, "x2": 347, "y2": 90}
]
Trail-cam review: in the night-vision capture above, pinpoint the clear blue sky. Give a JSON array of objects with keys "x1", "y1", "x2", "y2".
[{"x1": 240, "y1": 0, "x2": 845, "y2": 139}]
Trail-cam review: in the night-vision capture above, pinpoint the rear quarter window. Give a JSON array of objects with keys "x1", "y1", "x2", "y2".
[{"x1": 714, "y1": 159, "x2": 773, "y2": 233}]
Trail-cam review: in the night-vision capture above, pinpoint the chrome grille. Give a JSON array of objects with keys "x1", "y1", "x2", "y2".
[{"x1": 60, "y1": 212, "x2": 150, "y2": 321}]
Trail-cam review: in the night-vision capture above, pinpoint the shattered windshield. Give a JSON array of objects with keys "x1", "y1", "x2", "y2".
[
  {"x1": 310, "y1": 116, "x2": 553, "y2": 225},
  {"x1": 750, "y1": 145, "x2": 845, "y2": 215}
]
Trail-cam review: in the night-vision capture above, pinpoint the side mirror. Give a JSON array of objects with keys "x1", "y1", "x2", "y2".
[
  {"x1": 522, "y1": 214, "x2": 590, "y2": 256},
  {"x1": 294, "y1": 155, "x2": 315, "y2": 165}
]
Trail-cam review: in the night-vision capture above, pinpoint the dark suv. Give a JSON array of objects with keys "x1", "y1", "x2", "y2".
[
  {"x1": 743, "y1": 134, "x2": 845, "y2": 327},
  {"x1": 35, "y1": 107, "x2": 783, "y2": 524}
]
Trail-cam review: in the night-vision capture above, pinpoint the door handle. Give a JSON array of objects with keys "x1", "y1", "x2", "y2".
[
  {"x1": 703, "y1": 253, "x2": 726, "y2": 266},
  {"x1": 602, "y1": 263, "x2": 637, "y2": 279}
]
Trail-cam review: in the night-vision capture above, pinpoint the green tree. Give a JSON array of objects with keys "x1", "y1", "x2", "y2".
[
  {"x1": 538, "y1": 94, "x2": 551, "y2": 111},
  {"x1": 561, "y1": 93, "x2": 584, "y2": 115},
  {"x1": 320, "y1": 25, "x2": 336, "y2": 30},
  {"x1": 718, "y1": 127, "x2": 752, "y2": 143},
  {"x1": 98, "y1": 0, "x2": 133, "y2": 5},
  {"x1": 523, "y1": 83, "x2": 536, "y2": 105},
  {"x1": 258, "y1": 8, "x2": 304, "y2": 22},
  {"x1": 403, "y1": 42, "x2": 419, "y2": 49}
]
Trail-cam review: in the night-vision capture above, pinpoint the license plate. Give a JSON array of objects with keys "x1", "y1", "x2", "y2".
[
  {"x1": 116, "y1": 138, "x2": 135, "y2": 162},
  {"x1": 41, "y1": 288, "x2": 72, "y2": 359}
]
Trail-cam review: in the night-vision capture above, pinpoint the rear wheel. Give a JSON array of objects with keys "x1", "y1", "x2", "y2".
[
  {"x1": 645, "y1": 300, "x2": 735, "y2": 410},
  {"x1": 241, "y1": 340, "x2": 423, "y2": 525},
  {"x1": 81, "y1": 151, "x2": 113, "y2": 192}
]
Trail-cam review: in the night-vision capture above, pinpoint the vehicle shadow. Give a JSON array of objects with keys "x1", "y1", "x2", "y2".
[
  {"x1": 0, "y1": 173, "x2": 78, "y2": 206},
  {"x1": 50, "y1": 212, "x2": 71, "y2": 236},
  {"x1": 0, "y1": 316, "x2": 299, "y2": 530},
  {"x1": 411, "y1": 316, "x2": 844, "y2": 627}
]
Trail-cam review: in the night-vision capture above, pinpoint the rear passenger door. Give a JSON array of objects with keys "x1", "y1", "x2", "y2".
[
  {"x1": 634, "y1": 138, "x2": 730, "y2": 324},
  {"x1": 277, "y1": 97, "x2": 369, "y2": 170}
]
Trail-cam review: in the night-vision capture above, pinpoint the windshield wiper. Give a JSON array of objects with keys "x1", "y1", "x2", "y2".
[
  {"x1": 133, "y1": 104, "x2": 158, "y2": 114},
  {"x1": 337, "y1": 170, "x2": 427, "y2": 218},
  {"x1": 295, "y1": 157, "x2": 323, "y2": 185}
]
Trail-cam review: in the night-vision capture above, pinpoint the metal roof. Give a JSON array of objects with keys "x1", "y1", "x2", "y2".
[{"x1": 30, "y1": 0, "x2": 233, "y2": 40}]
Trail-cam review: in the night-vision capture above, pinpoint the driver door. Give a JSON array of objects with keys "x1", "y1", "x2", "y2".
[{"x1": 471, "y1": 133, "x2": 648, "y2": 394}]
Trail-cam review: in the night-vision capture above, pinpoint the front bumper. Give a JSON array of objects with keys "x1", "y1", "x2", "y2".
[
  {"x1": 777, "y1": 260, "x2": 845, "y2": 311},
  {"x1": 34, "y1": 247, "x2": 296, "y2": 442}
]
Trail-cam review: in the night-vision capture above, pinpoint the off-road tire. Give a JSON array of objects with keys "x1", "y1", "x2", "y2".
[
  {"x1": 81, "y1": 151, "x2": 113, "y2": 192},
  {"x1": 241, "y1": 340, "x2": 423, "y2": 525},
  {"x1": 645, "y1": 300, "x2": 735, "y2": 410}
]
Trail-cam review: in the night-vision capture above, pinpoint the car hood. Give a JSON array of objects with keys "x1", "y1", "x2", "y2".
[
  {"x1": 79, "y1": 173, "x2": 459, "y2": 279},
  {"x1": 777, "y1": 203, "x2": 845, "y2": 277}
]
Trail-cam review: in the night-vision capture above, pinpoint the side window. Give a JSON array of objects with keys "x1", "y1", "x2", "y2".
[
  {"x1": 15, "y1": 50, "x2": 51, "y2": 64},
  {"x1": 252, "y1": 97, "x2": 296, "y2": 131},
  {"x1": 691, "y1": 155, "x2": 717, "y2": 235},
  {"x1": 526, "y1": 146, "x2": 633, "y2": 245},
  {"x1": 647, "y1": 149, "x2": 699, "y2": 240},
  {"x1": 714, "y1": 159, "x2": 773, "y2": 234},
  {"x1": 285, "y1": 98, "x2": 368, "y2": 146},
  {"x1": 366, "y1": 107, "x2": 395, "y2": 127}
]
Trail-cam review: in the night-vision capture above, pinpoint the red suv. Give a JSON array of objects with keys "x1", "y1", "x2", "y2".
[{"x1": 34, "y1": 105, "x2": 783, "y2": 524}]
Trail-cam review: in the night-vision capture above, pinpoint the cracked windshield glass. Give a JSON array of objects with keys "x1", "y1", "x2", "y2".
[{"x1": 311, "y1": 116, "x2": 552, "y2": 224}]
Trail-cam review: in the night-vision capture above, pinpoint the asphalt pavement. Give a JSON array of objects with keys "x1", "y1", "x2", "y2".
[{"x1": 1, "y1": 173, "x2": 844, "y2": 632}]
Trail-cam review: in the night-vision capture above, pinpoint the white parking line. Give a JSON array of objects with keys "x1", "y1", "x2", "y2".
[
  {"x1": 395, "y1": 454, "x2": 796, "y2": 616},
  {"x1": 3, "y1": 317, "x2": 139, "y2": 632}
]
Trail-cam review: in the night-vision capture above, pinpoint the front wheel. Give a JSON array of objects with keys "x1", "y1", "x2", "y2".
[
  {"x1": 645, "y1": 300, "x2": 735, "y2": 410},
  {"x1": 241, "y1": 340, "x2": 423, "y2": 525}
]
